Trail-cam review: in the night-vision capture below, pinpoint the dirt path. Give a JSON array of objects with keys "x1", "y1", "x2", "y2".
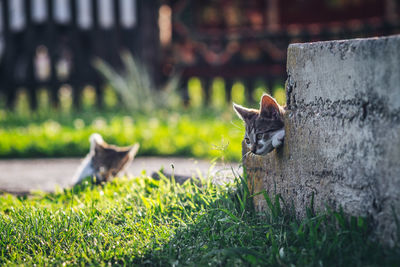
[{"x1": 0, "y1": 157, "x2": 240, "y2": 194}]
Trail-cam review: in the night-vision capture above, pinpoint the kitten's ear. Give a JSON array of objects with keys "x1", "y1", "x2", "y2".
[
  {"x1": 128, "y1": 143, "x2": 140, "y2": 158},
  {"x1": 233, "y1": 103, "x2": 257, "y2": 122},
  {"x1": 260, "y1": 94, "x2": 281, "y2": 119},
  {"x1": 94, "y1": 143, "x2": 105, "y2": 155},
  {"x1": 90, "y1": 133, "x2": 104, "y2": 152}
]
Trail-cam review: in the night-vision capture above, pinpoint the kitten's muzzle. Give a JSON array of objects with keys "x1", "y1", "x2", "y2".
[
  {"x1": 259, "y1": 145, "x2": 274, "y2": 155},
  {"x1": 250, "y1": 143, "x2": 274, "y2": 155}
]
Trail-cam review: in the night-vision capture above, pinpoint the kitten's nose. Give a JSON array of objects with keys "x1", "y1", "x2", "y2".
[{"x1": 251, "y1": 145, "x2": 257, "y2": 153}]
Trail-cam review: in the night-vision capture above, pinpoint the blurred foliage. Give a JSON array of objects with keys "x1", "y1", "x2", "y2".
[
  {"x1": 0, "y1": 62, "x2": 286, "y2": 160},
  {"x1": 93, "y1": 51, "x2": 181, "y2": 113},
  {"x1": 0, "y1": 110, "x2": 244, "y2": 161}
]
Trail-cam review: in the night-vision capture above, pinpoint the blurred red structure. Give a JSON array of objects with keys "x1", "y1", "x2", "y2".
[{"x1": 161, "y1": 0, "x2": 400, "y2": 102}]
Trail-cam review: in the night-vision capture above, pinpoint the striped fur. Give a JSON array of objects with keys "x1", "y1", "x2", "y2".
[{"x1": 233, "y1": 94, "x2": 285, "y2": 155}]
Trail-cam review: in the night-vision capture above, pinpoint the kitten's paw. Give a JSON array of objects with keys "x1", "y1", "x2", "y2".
[{"x1": 272, "y1": 129, "x2": 285, "y2": 148}]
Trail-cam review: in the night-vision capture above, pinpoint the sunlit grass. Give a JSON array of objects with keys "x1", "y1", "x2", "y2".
[
  {"x1": 0, "y1": 110, "x2": 244, "y2": 161},
  {"x1": 273, "y1": 84, "x2": 286, "y2": 106},
  {"x1": 188, "y1": 77, "x2": 204, "y2": 108},
  {"x1": 231, "y1": 81, "x2": 246, "y2": 105},
  {"x1": 211, "y1": 78, "x2": 226, "y2": 109},
  {"x1": 0, "y1": 174, "x2": 398, "y2": 266},
  {"x1": 0, "y1": 175, "x2": 229, "y2": 265}
]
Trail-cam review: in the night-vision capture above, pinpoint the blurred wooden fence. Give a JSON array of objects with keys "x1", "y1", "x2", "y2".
[
  {"x1": 0, "y1": 0, "x2": 159, "y2": 109},
  {"x1": 0, "y1": 0, "x2": 399, "y2": 110}
]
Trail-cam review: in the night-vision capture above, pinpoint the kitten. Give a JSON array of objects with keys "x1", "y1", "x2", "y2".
[
  {"x1": 72, "y1": 133, "x2": 140, "y2": 185},
  {"x1": 233, "y1": 94, "x2": 285, "y2": 155}
]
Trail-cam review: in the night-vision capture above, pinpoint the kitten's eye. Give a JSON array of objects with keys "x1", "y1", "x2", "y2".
[
  {"x1": 256, "y1": 134, "x2": 263, "y2": 140},
  {"x1": 244, "y1": 138, "x2": 250, "y2": 144}
]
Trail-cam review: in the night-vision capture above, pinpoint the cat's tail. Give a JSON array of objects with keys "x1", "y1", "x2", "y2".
[{"x1": 90, "y1": 133, "x2": 104, "y2": 151}]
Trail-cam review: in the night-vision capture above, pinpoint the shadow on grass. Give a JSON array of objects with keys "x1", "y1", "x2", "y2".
[
  {"x1": 1, "y1": 172, "x2": 399, "y2": 266},
  {"x1": 134, "y1": 174, "x2": 400, "y2": 266}
]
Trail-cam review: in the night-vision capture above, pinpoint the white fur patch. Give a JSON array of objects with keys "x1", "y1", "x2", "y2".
[
  {"x1": 72, "y1": 133, "x2": 104, "y2": 184},
  {"x1": 90, "y1": 133, "x2": 103, "y2": 151},
  {"x1": 72, "y1": 154, "x2": 94, "y2": 185},
  {"x1": 272, "y1": 129, "x2": 285, "y2": 148}
]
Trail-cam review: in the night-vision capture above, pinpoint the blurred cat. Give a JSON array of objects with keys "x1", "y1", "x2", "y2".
[
  {"x1": 72, "y1": 133, "x2": 139, "y2": 185},
  {"x1": 233, "y1": 94, "x2": 285, "y2": 155}
]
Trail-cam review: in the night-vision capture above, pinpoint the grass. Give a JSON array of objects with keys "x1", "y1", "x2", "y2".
[
  {"x1": 94, "y1": 52, "x2": 181, "y2": 113},
  {"x1": 0, "y1": 109, "x2": 244, "y2": 161},
  {"x1": 0, "y1": 173, "x2": 399, "y2": 266}
]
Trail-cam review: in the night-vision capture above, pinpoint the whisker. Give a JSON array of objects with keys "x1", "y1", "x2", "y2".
[
  {"x1": 240, "y1": 152, "x2": 247, "y2": 162},
  {"x1": 230, "y1": 120, "x2": 244, "y2": 130},
  {"x1": 241, "y1": 150, "x2": 252, "y2": 162}
]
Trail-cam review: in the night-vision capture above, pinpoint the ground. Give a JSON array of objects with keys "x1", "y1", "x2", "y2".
[{"x1": 0, "y1": 157, "x2": 239, "y2": 194}]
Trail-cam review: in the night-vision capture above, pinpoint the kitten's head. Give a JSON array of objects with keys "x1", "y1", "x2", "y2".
[
  {"x1": 90, "y1": 134, "x2": 139, "y2": 183},
  {"x1": 233, "y1": 94, "x2": 285, "y2": 155}
]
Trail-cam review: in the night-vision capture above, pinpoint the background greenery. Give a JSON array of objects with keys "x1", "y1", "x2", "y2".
[
  {"x1": 0, "y1": 109, "x2": 244, "y2": 161},
  {"x1": 0, "y1": 64, "x2": 286, "y2": 161}
]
